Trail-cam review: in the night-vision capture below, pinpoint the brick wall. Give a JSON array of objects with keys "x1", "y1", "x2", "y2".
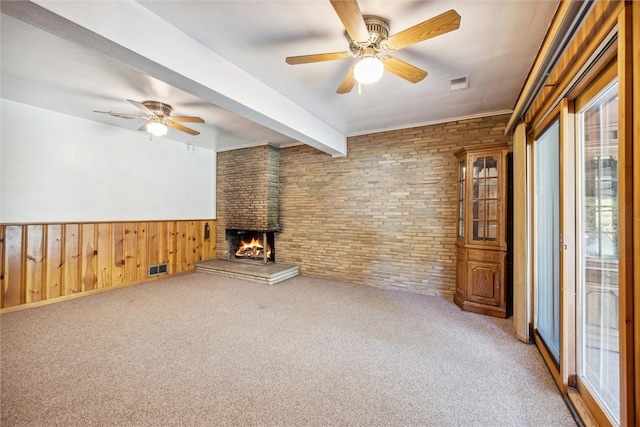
[
  {"x1": 276, "y1": 114, "x2": 512, "y2": 296},
  {"x1": 216, "y1": 145, "x2": 280, "y2": 259}
]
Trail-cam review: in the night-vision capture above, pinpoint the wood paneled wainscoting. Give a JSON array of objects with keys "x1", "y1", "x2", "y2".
[{"x1": 0, "y1": 220, "x2": 216, "y2": 311}]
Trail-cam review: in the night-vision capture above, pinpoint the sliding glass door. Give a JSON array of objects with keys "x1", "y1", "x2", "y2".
[
  {"x1": 534, "y1": 121, "x2": 561, "y2": 363},
  {"x1": 576, "y1": 80, "x2": 619, "y2": 424}
]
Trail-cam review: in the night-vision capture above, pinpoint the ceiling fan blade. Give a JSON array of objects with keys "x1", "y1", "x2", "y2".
[
  {"x1": 382, "y1": 56, "x2": 428, "y2": 83},
  {"x1": 336, "y1": 66, "x2": 356, "y2": 94},
  {"x1": 329, "y1": 0, "x2": 369, "y2": 43},
  {"x1": 383, "y1": 9, "x2": 461, "y2": 52},
  {"x1": 167, "y1": 121, "x2": 200, "y2": 136},
  {"x1": 286, "y1": 52, "x2": 352, "y2": 65},
  {"x1": 93, "y1": 110, "x2": 147, "y2": 120},
  {"x1": 127, "y1": 99, "x2": 154, "y2": 115},
  {"x1": 169, "y1": 116, "x2": 205, "y2": 123}
]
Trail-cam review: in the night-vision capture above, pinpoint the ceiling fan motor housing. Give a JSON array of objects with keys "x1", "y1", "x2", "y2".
[
  {"x1": 348, "y1": 16, "x2": 389, "y2": 54},
  {"x1": 142, "y1": 101, "x2": 172, "y2": 117}
]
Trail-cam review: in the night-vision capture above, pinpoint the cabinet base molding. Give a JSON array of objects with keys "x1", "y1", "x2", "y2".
[{"x1": 454, "y1": 298, "x2": 509, "y2": 318}]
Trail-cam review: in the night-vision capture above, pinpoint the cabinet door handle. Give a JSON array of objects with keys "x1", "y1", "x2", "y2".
[{"x1": 496, "y1": 281, "x2": 500, "y2": 289}]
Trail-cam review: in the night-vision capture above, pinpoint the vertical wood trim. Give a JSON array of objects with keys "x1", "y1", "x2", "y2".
[
  {"x1": 25, "y1": 225, "x2": 44, "y2": 303},
  {"x1": 158, "y1": 222, "x2": 169, "y2": 264},
  {"x1": 63, "y1": 224, "x2": 81, "y2": 295},
  {"x1": 559, "y1": 98, "x2": 576, "y2": 394},
  {"x1": 177, "y1": 221, "x2": 188, "y2": 272},
  {"x1": 202, "y1": 221, "x2": 215, "y2": 260},
  {"x1": 3, "y1": 226, "x2": 24, "y2": 307},
  {"x1": 112, "y1": 223, "x2": 124, "y2": 286},
  {"x1": 618, "y1": 4, "x2": 636, "y2": 425},
  {"x1": 185, "y1": 221, "x2": 194, "y2": 270},
  {"x1": 168, "y1": 221, "x2": 178, "y2": 274},
  {"x1": 136, "y1": 222, "x2": 147, "y2": 281},
  {"x1": 81, "y1": 224, "x2": 96, "y2": 291},
  {"x1": 147, "y1": 222, "x2": 159, "y2": 266},
  {"x1": 192, "y1": 221, "x2": 202, "y2": 264},
  {"x1": 45, "y1": 224, "x2": 63, "y2": 299},
  {"x1": 512, "y1": 121, "x2": 529, "y2": 343},
  {"x1": 632, "y1": 1, "x2": 640, "y2": 421},
  {"x1": 123, "y1": 223, "x2": 137, "y2": 283},
  {"x1": 96, "y1": 223, "x2": 111, "y2": 289}
]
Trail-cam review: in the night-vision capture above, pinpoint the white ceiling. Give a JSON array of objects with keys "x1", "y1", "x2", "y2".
[{"x1": 1, "y1": 0, "x2": 559, "y2": 155}]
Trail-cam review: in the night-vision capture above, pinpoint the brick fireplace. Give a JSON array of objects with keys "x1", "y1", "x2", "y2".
[
  {"x1": 216, "y1": 145, "x2": 280, "y2": 262},
  {"x1": 213, "y1": 114, "x2": 512, "y2": 296}
]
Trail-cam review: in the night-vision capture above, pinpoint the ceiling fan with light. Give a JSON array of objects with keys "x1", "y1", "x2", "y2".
[
  {"x1": 94, "y1": 99, "x2": 204, "y2": 137},
  {"x1": 285, "y1": 0, "x2": 461, "y2": 94}
]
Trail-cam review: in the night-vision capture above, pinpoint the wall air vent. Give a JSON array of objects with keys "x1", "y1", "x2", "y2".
[
  {"x1": 148, "y1": 263, "x2": 168, "y2": 277},
  {"x1": 448, "y1": 75, "x2": 469, "y2": 91}
]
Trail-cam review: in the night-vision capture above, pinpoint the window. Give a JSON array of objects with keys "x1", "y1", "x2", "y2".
[
  {"x1": 534, "y1": 120, "x2": 561, "y2": 363},
  {"x1": 576, "y1": 80, "x2": 619, "y2": 424}
]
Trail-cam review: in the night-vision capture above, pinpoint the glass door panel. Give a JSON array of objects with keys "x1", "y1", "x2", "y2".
[
  {"x1": 486, "y1": 222, "x2": 497, "y2": 240},
  {"x1": 486, "y1": 178, "x2": 498, "y2": 198},
  {"x1": 471, "y1": 155, "x2": 500, "y2": 243},
  {"x1": 534, "y1": 120, "x2": 561, "y2": 363},
  {"x1": 577, "y1": 80, "x2": 619, "y2": 424},
  {"x1": 458, "y1": 162, "x2": 465, "y2": 238}
]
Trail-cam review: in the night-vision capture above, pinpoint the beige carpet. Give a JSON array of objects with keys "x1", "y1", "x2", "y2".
[{"x1": 1, "y1": 272, "x2": 576, "y2": 426}]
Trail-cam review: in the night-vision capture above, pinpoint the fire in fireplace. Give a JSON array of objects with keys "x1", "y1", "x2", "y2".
[
  {"x1": 226, "y1": 230, "x2": 275, "y2": 263},
  {"x1": 236, "y1": 235, "x2": 271, "y2": 260}
]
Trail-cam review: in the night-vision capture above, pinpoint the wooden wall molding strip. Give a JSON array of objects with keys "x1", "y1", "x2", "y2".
[
  {"x1": 524, "y1": 0, "x2": 623, "y2": 129},
  {"x1": 619, "y1": 3, "x2": 638, "y2": 424},
  {"x1": 633, "y1": 2, "x2": 640, "y2": 421},
  {"x1": 506, "y1": 0, "x2": 576, "y2": 134},
  {"x1": 0, "y1": 220, "x2": 216, "y2": 311},
  {"x1": 512, "y1": 121, "x2": 529, "y2": 343},
  {"x1": 507, "y1": 0, "x2": 624, "y2": 134}
]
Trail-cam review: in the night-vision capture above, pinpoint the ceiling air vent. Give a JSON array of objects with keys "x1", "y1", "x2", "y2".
[{"x1": 448, "y1": 75, "x2": 469, "y2": 91}]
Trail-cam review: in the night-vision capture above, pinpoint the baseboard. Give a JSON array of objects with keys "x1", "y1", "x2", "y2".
[{"x1": 0, "y1": 271, "x2": 193, "y2": 314}]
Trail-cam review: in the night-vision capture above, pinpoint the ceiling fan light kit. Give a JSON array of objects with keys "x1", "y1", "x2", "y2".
[
  {"x1": 354, "y1": 55, "x2": 383, "y2": 84},
  {"x1": 94, "y1": 99, "x2": 204, "y2": 138},
  {"x1": 147, "y1": 121, "x2": 168, "y2": 137},
  {"x1": 285, "y1": 0, "x2": 461, "y2": 94}
]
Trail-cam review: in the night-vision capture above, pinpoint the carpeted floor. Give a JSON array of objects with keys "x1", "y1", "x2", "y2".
[{"x1": 1, "y1": 272, "x2": 576, "y2": 426}]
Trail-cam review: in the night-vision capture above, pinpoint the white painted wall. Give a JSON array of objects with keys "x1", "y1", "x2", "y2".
[{"x1": 1, "y1": 99, "x2": 216, "y2": 223}]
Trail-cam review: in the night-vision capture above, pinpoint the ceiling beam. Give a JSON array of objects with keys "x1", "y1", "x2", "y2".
[{"x1": 3, "y1": 0, "x2": 347, "y2": 156}]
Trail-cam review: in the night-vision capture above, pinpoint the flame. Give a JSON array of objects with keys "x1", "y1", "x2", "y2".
[
  {"x1": 236, "y1": 236, "x2": 272, "y2": 259},
  {"x1": 236, "y1": 237, "x2": 263, "y2": 255}
]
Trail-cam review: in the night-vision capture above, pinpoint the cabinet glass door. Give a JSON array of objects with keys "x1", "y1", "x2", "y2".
[
  {"x1": 458, "y1": 161, "x2": 466, "y2": 238},
  {"x1": 471, "y1": 155, "x2": 499, "y2": 243}
]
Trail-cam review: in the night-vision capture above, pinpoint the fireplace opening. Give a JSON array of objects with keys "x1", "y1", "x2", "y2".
[{"x1": 226, "y1": 230, "x2": 275, "y2": 263}]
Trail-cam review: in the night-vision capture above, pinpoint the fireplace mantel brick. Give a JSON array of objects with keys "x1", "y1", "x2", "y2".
[{"x1": 216, "y1": 145, "x2": 280, "y2": 259}]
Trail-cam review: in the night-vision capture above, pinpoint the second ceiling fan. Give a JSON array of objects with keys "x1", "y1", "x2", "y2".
[
  {"x1": 94, "y1": 99, "x2": 204, "y2": 137},
  {"x1": 285, "y1": 0, "x2": 461, "y2": 94}
]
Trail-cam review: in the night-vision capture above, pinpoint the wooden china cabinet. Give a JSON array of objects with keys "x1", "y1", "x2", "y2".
[{"x1": 454, "y1": 144, "x2": 511, "y2": 318}]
